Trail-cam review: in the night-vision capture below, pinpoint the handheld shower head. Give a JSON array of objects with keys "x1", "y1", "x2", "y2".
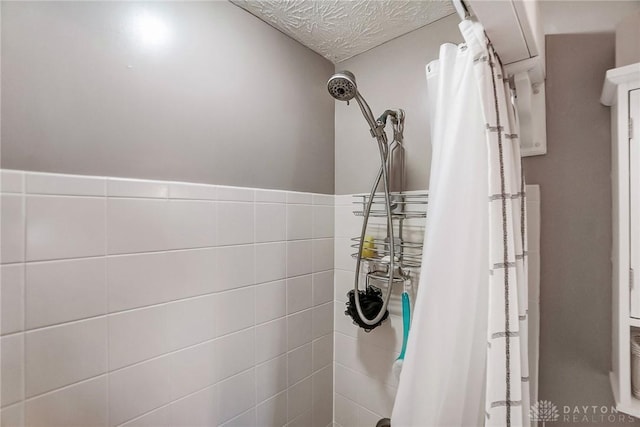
[
  {"x1": 328, "y1": 70, "x2": 379, "y2": 136},
  {"x1": 327, "y1": 71, "x2": 357, "y2": 102}
]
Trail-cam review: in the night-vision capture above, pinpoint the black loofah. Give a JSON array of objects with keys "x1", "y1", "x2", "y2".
[{"x1": 345, "y1": 286, "x2": 389, "y2": 332}]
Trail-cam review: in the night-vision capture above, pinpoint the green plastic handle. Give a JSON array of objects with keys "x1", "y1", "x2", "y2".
[{"x1": 398, "y1": 292, "x2": 411, "y2": 360}]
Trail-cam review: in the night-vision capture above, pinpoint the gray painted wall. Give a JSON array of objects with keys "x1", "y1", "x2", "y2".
[
  {"x1": 523, "y1": 33, "x2": 621, "y2": 423},
  {"x1": 0, "y1": 1, "x2": 335, "y2": 193},
  {"x1": 334, "y1": 13, "x2": 462, "y2": 194}
]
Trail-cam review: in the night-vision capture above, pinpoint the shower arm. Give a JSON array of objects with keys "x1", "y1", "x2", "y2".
[
  {"x1": 353, "y1": 92, "x2": 404, "y2": 148},
  {"x1": 377, "y1": 110, "x2": 398, "y2": 127},
  {"x1": 375, "y1": 109, "x2": 406, "y2": 145},
  {"x1": 380, "y1": 110, "x2": 404, "y2": 143}
]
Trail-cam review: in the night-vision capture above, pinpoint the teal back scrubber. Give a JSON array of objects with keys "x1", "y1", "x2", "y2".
[
  {"x1": 399, "y1": 291, "x2": 411, "y2": 360},
  {"x1": 393, "y1": 283, "x2": 411, "y2": 379}
]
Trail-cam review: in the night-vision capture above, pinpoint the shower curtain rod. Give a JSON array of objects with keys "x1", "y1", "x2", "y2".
[
  {"x1": 450, "y1": 0, "x2": 547, "y2": 157},
  {"x1": 453, "y1": 0, "x2": 471, "y2": 20}
]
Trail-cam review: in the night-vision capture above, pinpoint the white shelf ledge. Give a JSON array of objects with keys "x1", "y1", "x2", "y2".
[
  {"x1": 611, "y1": 372, "x2": 640, "y2": 418},
  {"x1": 601, "y1": 62, "x2": 640, "y2": 106}
]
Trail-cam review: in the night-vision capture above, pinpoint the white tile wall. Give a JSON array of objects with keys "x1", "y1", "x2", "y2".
[
  {"x1": 25, "y1": 258, "x2": 107, "y2": 329},
  {"x1": 26, "y1": 172, "x2": 105, "y2": 196},
  {"x1": 25, "y1": 318, "x2": 108, "y2": 397},
  {"x1": 26, "y1": 196, "x2": 106, "y2": 261},
  {"x1": 256, "y1": 354, "x2": 287, "y2": 403},
  {"x1": 255, "y1": 281, "x2": 287, "y2": 324},
  {"x1": 107, "y1": 198, "x2": 169, "y2": 254},
  {"x1": 1, "y1": 170, "x2": 24, "y2": 193},
  {"x1": 288, "y1": 410, "x2": 313, "y2": 427},
  {"x1": 312, "y1": 271, "x2": 333, "y2": 306},
  {"x1": 108, "y1": 306, "x2": 168, "y2": 370},
  {"x1": 169, "y1": 386, "x2": 218, "y2": 427},
  {"x1": 109, "y1": 356, "x2": 172, "y2": 426},
  {"x1": 107, "y1": 178, "x2": 168, "y2": 199},
  {"x1": 165, "y1": 295, "x2": 216, "y2": 351},
  {"x1": 313, "y1": 205, "x2": 334, "y2": 239},
  {"x1": 255, "y1": 318, "x2": 288, "y2": 364},
  {"x1": 287, "y1": 240, "x2": 313, "y2": 277},
  {"x1": 287, "y1": 343, "x2": 312, "y2": 386},
  {"x1": 25, "y1": 376, "x2": 108, "y2": 427},
  {"x1": 217, "y1": 202, "x2": 254, "y2": 246},
  {"x1": 286, "y1": 205, "x2": 313, "y2": 240},
  {"x1": 312, "y1": 336, "x2": 333, "y2": 375},
  {"x1": 217, "y1": 186, "x2": 254, "y2": 202},
  {"x1": 287, "y1": 310, "x2": 313, "y2": 350},
  {"x1": 168, "y1": 341, "x2": 216, "y2": 400},
  {"x1": 169, "y1": 182, "x2": 218, "y2": 201},
  {"x1": 119, "y1": 402, "x2": 171, "y2": 427},
  {"x1": 255, "y1": 189, "x2": 287, "y2": 204},
  {"x1": 256, "y1": 204, "x2": 287, "y2": 243},
  {"x1": 1, "y1": 194, "x2": 25, "y2": 264},
  {"x1": 312, "y1": 303, "x2": 334, "y2": 340},
  {"x1": 256, "y1": 243, "x2": 287, "y2": 284},
  {"x1": 287, "y1": 275, "x2": 313, "y2": 314},
  {"x1": 312, "y1": 365, "x2": 333, "y2": 427},
  {"x1": 1, "y1": 402, "x2": 24, "y2": 427},
  {"x1": 257, "y1": 391, "x2": 288, "y2": 427},
  {"x1": 217, "y1": 245, "x2": 256, "y2": 291},
  {"x1": 1, "y1": 334, "x2": 24, "y2": 407},
  {"x1": 287, "y1": 192, "x2": 313, "y2": 205},
  {"x1": 313, "y1": 239, "x2": 334, "y2": 273},
  {"x1": 287, "y1": 377, "x2": 312, "y2": 422},
  {"x1": 214, "y1": 287, "x2": 255, "y2": 336},
  {"x1": 1, "y1": 265, "x2": 24, "y2": 334},
  {"x1": 166, "y1": 200, "x2": 217, "y2": 249},
  {"x1": 222, "y1": 407, "x2": 257, "y2": 427},
  {"x1": 215, "y1": 328, "x2": 255, "y2": 381},
  {"x1": 0, "y1": 170, "x2": 334, "y2": 427},
  {"x1": 217, "y1": 368, "x2": 256, "y2": 423}
]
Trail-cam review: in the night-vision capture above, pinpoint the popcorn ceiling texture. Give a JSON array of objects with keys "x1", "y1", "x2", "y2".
[{"x1": 231, "y1": 0, "x2": 456, "y2": 62}]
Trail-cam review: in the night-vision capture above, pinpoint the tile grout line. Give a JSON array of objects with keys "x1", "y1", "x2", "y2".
[
  {"x1": 114, "y1": 382, "x2": 216, "y2": 427},
  {"x1": 104, "y1": 182, "x2": 111, "y2": 427},
  {"x1": 335, "y1": 389, "x2": 387, "y2": 422},
  {"x1": 252, "y1": 190, "x2": 259, "y2": 423},
  {"x1": 285, "y1": 194, "x2": 290, "y2": 424},
  {"x1": 222, "y1": 406, "x2": 254, "y2": 427},
  {"x1": 21, "y1": 171, "x2": 27, "y2": 420},
  {"x1": 310, "y1": 204, "x2": 316, "y2": 423}
]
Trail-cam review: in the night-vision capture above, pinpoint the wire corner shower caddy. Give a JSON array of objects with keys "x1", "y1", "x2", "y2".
[{"x1": 351, "y1": 191, "x2": 428, "y2": 271}]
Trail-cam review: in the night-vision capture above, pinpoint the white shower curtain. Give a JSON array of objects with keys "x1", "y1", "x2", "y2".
[{"x1": 391, "y1": 20, "x2": 529, "y2": 427}]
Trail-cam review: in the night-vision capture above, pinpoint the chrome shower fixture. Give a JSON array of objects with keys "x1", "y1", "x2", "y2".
[
  {"x1": 327, "y1": 71, "x2": 357, "y2": 102},
  {"x1": 327, "y1": 70, "x2": 381, "y2": 138},
  {"x1": 327, "y1": 70, "x2": 407, "y2": 329}
]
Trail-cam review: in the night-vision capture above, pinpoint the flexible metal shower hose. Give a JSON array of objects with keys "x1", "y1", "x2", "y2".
[{"x1": 352, "y1": 134, "x2": 396, "y2": 326}]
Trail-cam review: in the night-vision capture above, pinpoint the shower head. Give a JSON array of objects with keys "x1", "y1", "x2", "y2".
[
  {"x1": 328, "y1": 70, "x2": 382, "y2": 139},
  {"x1": 327, "y1": 71, "x2": 357, "y2": 102}
]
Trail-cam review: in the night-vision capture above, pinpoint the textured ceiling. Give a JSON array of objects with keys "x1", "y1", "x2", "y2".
[{"x1": 231, "y1": 0, "x2": 456, "y2": 63}]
